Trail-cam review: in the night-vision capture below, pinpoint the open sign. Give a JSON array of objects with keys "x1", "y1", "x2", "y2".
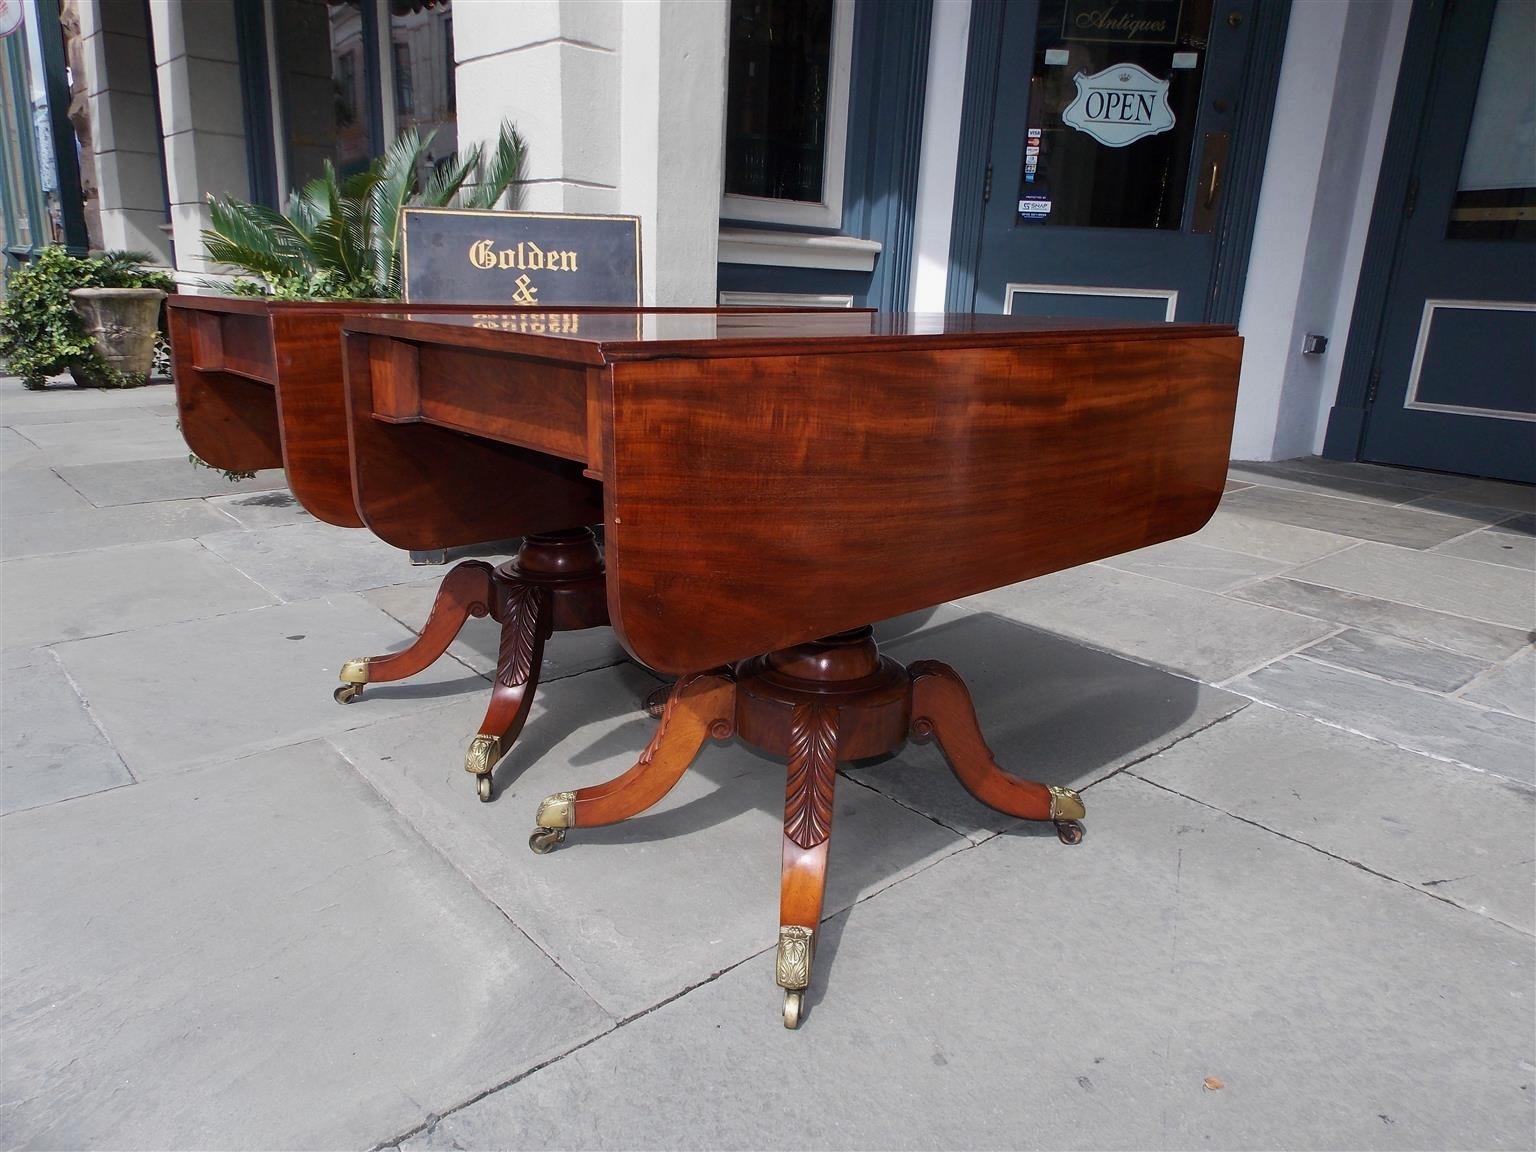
[{"x1": 1061, "y1": 63, "x2": 1175, "y2": 148}]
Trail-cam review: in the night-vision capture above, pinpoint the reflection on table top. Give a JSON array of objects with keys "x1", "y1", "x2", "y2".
[{"x1": 343, "y1": 309, "x2": 1238, "y2": 365}]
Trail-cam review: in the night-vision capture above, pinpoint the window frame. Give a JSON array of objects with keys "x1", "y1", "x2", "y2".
[{"x1": 719, "y1": 0, "x2": 856, "y2": 230}]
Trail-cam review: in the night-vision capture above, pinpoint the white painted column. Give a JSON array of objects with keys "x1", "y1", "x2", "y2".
[
  {"x1": 147, "y1": 0, "x2": 249, "y2": 279},
  {"x1": 79, "y1": 0, "x2": 172, "y2": 262},
  {"x1": 451, "y1": 0, "x2": 726, "y2": 304},
  {"x1": 1232, "y1": 0, "x2": 1412, "y2": 461},
  {"x1": 910, "y1": 0, "x2": 971, "y2": 312}
]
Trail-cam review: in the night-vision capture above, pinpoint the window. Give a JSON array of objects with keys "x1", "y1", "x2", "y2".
[
  {"x1": 267, "y1": 0, "x2": 456, "y2": 192},
  {"x1": 721, "y1": 0, "x2": 854, "y2": 229}
]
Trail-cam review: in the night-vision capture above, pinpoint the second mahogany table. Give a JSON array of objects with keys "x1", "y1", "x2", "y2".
[{"x1": 340, "y1": 309, "x2": 1243, "y2": 1027}]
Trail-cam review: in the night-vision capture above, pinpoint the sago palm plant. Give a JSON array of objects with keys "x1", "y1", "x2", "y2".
[{"x1": 201, "y1": 121, "x2": 526, "y2": 300}]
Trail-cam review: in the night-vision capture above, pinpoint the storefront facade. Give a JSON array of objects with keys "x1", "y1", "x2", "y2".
[{"x1": 29, "y1": 0, "x2": 1536, "y2": 479}]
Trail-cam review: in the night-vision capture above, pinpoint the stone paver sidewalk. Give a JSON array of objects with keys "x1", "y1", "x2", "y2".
[{"x1": 1, "y1": 378, "x2": 1532, "y2": 1151}]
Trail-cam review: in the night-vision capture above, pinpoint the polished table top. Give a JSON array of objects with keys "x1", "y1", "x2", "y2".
[
  {"x1": 346, "y1": 308, "x2": 1234, "y2": 362},
  {"x1": 340, "y1": 310, "x2": 1243, "y2": 674}
]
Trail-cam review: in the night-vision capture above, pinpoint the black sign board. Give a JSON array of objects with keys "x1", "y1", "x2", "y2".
[
  {"x1": 401, "y1": 208, "x2": 641, "y2": 306},
  {"x1": 1061, "y1": 0, "x2": 1183, "y2": 45}
]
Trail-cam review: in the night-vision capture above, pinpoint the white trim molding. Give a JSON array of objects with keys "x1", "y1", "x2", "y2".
[
  {"x1": 718, "y1": 227, "x2": 881, "y2": 271},
  {"x1": 718, "y1": 290, "x2": 855, "y2": 308},
  {"x1": 1402, "y1": 299, "x2": 1536, "y2": 422},
  {"x1": 719, "y1": 0, "x2": 854, "y2": 229},
  {"x1": 1004, "y1": 282, "x2": 1178, "y2": 322}
]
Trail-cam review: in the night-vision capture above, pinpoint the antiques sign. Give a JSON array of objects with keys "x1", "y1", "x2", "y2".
[
  {"x1": 1061, "y1": 63, "x2": 1175, "y2": 148},
  {"x1": 402, "y1": 208, "x2": 640, "y2": 306},
  {"x1": 1061, "y1": 0, "x2": 1182, "y2": 44}
]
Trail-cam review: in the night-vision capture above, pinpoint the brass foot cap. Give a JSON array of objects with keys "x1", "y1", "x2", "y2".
[
  {"x1": 1048, "y1": 785, "x2": 1085, "y2": 822},
  {"x1": 465, "y1": 734, "x2": 501, "y2": 775},
  {"x1": 775, "y1": 925, "x2": 814, "y2": 991},
  {"x1": 339, "y1": 658, "x2": 369, "y2": 685},
  {"x1": 535, "y1": 790, "x2": 576, "y2": 829}
]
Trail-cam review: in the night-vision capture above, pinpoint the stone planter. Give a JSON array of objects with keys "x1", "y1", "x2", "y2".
[{"x1": 68, "y1": 286, "x2": 167, "y2": 387}]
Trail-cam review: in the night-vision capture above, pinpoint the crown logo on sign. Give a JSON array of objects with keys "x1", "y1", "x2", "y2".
[{"x1": 1118, "y1": 72, "x2": 1131, "y2": 82}]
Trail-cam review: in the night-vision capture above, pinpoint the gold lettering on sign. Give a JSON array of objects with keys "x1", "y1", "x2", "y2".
[
  {"x1": 1072, "y1": 4, "x2": 1169, "y2": 39},
  {"x1": 510, "y1": 275, "x2": 538, "y2": 305},
  {"x1": 467, "y1": 239, "x2": 581, "y2": 273}
]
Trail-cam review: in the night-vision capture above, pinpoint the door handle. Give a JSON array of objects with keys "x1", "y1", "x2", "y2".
[
  {"x1": 1203, "y1": 156, "x2": 1222, "y2": 209},
  {"x1": 1191, "y1": 131, "x2": 1230, "y2": 234}
]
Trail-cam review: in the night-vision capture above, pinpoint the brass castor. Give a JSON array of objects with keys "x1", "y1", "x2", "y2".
[
  {"x1": 1054, "y1": 819, "x2": 1085, "y2": 845},
  {"x1": 782, "y1": 990, "x2": 803, "y2": 1029},
  {"x1": 334, "y1": 682, "x2": 363, "y2": 705},
  {"x1": 477, "y1": 775, "x2": 493, "y2": 803},
  {"x1": 528, "y1": 828, "x2": 566, "y2": 854}
]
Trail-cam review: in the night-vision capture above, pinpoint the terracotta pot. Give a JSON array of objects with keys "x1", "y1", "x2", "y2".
[{"x1": 68, "y1": 286, "x2": 166, "y2": 387}]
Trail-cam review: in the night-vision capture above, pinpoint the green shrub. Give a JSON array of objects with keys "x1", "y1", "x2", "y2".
[{"x1": 0, "y1": 247, "x2": 174, "y2": 388}]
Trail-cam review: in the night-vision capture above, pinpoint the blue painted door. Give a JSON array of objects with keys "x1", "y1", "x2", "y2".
[
  {"x1": 1359, "y1": 0, "x2": 1535, "y2": 484},
  {"x1": 970, "y1": 0, "x2": 1259, "y2": 322}
]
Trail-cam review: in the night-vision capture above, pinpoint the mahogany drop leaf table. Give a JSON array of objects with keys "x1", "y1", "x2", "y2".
[{"x1": 337, "y1": 309, "x2": 1243, "y2": 1028}]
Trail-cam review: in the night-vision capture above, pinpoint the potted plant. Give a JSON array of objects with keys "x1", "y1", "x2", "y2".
[
  {"x1": 0, "y1": 247, "x2": 174, "y2": 389},
  {"x1": 202, "y1": 122, "x2": 526, "y2": 300}
]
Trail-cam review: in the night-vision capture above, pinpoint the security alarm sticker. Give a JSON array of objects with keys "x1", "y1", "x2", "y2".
[
  {"x1": 1060, "y1": 63, "x2": 1175, "y2": 148},
  {"x1": 1018, "y1": 198, "x2": 1052, "y2": 218}
]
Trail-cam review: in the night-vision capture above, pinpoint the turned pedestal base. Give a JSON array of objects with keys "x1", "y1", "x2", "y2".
[
  {"x1": 528, "y1": 627, "x2": 1086, "y2": 1028},
  {"x1": 335, "y1": 529, "x2": 608, "y2": 801}
]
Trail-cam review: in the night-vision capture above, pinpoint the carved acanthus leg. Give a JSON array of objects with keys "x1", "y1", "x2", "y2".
[
  {"x1": 528, "y1": 670, "x2": 736, "y2": 852},
  {"x1": 465, "y1": 583, "x2": 551, "y2": 802},
  {"x1": 777, "y1": 701, "x2": 839, "y2": 1029},
  {"x1": 908, "y1": 660, "x2": 1086, "y2": 844},
  {"x1": 334, "y1": 560, "x2": 496, "y2": 704}
]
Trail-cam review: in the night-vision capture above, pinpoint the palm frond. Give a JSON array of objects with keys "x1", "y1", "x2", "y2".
[
  {"x1": 460, "y1": 121, "x2": 526, "y2": 210},
  {"x1": 367, "y1": 128, "x2": 434, "y2": 291},
  {"x1": 420, "y1": 150, "x2": 478, "y2": 208},
  {"x1": 203, "y1": 197, "x2": 308, "y2": 280}
]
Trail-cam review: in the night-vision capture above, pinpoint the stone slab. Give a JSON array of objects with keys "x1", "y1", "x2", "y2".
[
  {"x1": 53, "y1": 458, "x2": 287, "y2": 507},
  {"x1": 204, "y1": 488, "x2": 317, "y2": 528},
  {"x1": 1432, "y1": 527, "x2": 1536, "y2": 570},
  {"x1": 363, "y1": 576, "x2": 629, "y2": 683},
  {"x1": 1287, "y1": 542, "x2": 1536, "y2": 629},
  {"x1": 0, "y1": 538, "x2": 276, "y2": 650},
  {"x1": 53, "y1": 594, "x2": 484, "y2": 777},
  {"x1": 1220, "y1": 486, "x2": 1484, "y2": 549},
  {"x1": 2, "y1": 498, "x2": 238, "y2": 560},
  {"x1": 11, "y1": 416, "x2": 191, "y2": 465},
  {"x1": 1231, "y1": 576, "x2": 1532, "y2": 663},
  {"x1": 1401, "y1": 495, "x2": 1536, "y2": 526},
  {"x1": 0, "y1": 377, "x2": 174, "y2": 412},
  {"x1": 1238, "y1": 455, "x2": 1469, "y2": 493},
  {"x1": 197, "y1": 520, "x2": 419, "y2": 601},
  {"x1": 846, "y1": 607, "x2": 1250, "y2": 839},
  {"x1": 0, "y1": 742, "x2": 611, "y2": 1151},
  {"x1": 1438, "y1": 477, "x2": 1536, "y2": 514},
  {"x1": 1186, "y1": 508, "x2": 1357, "y2": 565},
  {"x1": 0, "y1": 465, "x2": 93, "y2": 515},
  {"x1": 1230, "y1": 656, "x2": 1535, "y2": 784},
  {"x1": 1225, "y1": 463, "x2": 1435, "y2": 505},
  {"x1": 1461, "y1": 648, "x2": 1535, "y2": 722},
  {"x1": 1299, "y1": 628, "x2": 1490, "y2": 693},
  {"x1": 406, "y1": 776, "x2": 1535, "y2": 1152},
  {"x1": 329, "y1": 662, "x2": 969, "y2": 1020},
  {"x1": 1489, "y1": 513, "x2": 1536, "y2": 537},
  {"x1": 1098, "y1": 537, "x2": 1290, "y2": 592},
  {"x1": 0, "y1": 400, "x2": 175, "y2": 426},
  {"x1": 1134, "y1": 704, "x2": 1535, "y2": 932},
  {"x1": 1, "y1": 650, "x2": 133, "y2": 814},
  {"x1": 960, "y1": 564, "x2": 1336, "y2": 682}
]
